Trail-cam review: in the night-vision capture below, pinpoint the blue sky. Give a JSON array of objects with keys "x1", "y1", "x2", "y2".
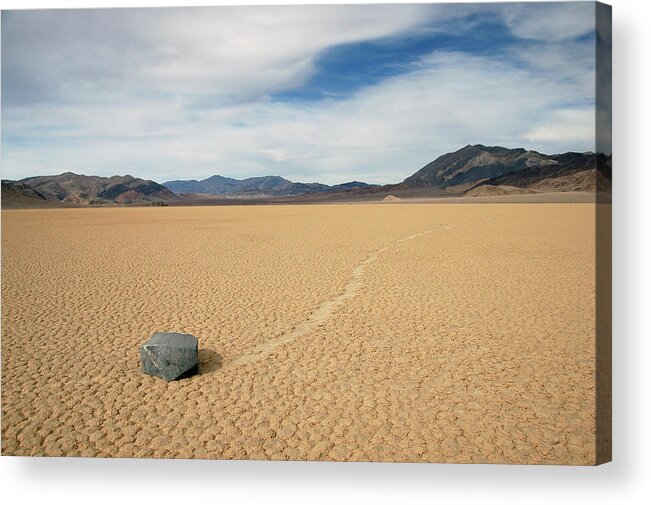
[
  {"x1": 273, "y1": 16, "x2": 515, "y2": 102},
  {"x1": 1, "y1": 2, "x2": 602, "y2": 184}
]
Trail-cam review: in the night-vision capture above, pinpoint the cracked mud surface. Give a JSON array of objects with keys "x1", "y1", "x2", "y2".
[{"x1": 2, "y1": 204, "x2": 597, "y2": 464}]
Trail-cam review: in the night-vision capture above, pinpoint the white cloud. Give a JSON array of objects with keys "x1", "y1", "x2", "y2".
[
  {"x1": 525, "y1": 109, "x2": 595, "y2": 146},
  {"x1": 501, "y1": 2, "x2": 595, "y2": 42},
  {"x1": 1, "y1": 5, "x2": 444, "y2": 106}
]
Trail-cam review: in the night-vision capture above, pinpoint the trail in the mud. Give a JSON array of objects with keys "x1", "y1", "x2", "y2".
[{"x1": 224, "y1": 225, "x2": 451, "y2": 369}]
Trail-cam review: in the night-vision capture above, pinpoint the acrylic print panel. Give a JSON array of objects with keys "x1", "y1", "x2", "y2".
[{"x1": 0, "y1": 2, "x2": 611, "y2": 465}]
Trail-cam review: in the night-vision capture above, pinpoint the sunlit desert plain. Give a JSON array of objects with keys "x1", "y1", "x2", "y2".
[{"x1": 2, "y1": 202, "x2": 598, "y2": 464}]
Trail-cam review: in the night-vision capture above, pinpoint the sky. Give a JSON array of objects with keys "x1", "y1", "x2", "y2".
[{"x1": 1, "y1": 2, "x2": 601, "y2": 185}]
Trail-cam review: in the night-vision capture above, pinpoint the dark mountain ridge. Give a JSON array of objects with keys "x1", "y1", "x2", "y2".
[
  {"x1": 470, "y1": 152, "x2": 595, "y2": 189},
  {"x1": 2, "y1": 145, "x2": 610, "y2": 209},
  {"x1": 3, "y1": 172, "x2": 178, "y2": 206},
  {"x1": 404, "y1": 144, "x2": 559, "y2": 189},
  {"x1": 163, "y1": 175, "x2": 373, "y2": 197},
  {"x1": 306, "y1": 144, "x2": 609, "y2": 200}
]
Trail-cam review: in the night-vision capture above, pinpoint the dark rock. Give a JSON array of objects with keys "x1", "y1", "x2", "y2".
[{"x1": 140, "y1": 332, "x2": 198, "y2": 381}]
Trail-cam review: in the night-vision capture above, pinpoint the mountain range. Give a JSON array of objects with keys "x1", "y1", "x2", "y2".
[
  {"x1": 162, "y1": 175, "x2": 373, "y2": 197},
  {"x1": 1, "y1": 173, "x2": 177, "y2": 207},
  {"x1": 1, "y1": 145, "x2": 611, "y2": 208},
  {"x1": 403, "y1": 145, "x2": 608, "y2": 195}
]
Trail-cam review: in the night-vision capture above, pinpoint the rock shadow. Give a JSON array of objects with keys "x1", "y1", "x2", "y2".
[{"x1": 198, "y1": 348, "x2": 223, "y2": 375}]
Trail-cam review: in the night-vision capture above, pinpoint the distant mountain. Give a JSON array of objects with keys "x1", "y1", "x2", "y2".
[
  {"x1": 2, "y1": 172, "x2": 179, "y2": 207},
  {"x1": 404, "y1": 144, "x2": 557, "y2": 190},
  {"x1": 328, "y1": 181, "x2": 372, "y2": 192},
  {"x1": 402, "y1": 144, "x2": 609, "y2": 195},
  {"x1": 1, "y1": 145, "x2": 610, "y2": 209},
  {"x1": 465, "y1": 151, "x2": 610, "y2": 195},
  {"x1": 467, "y1": 152, "x2": 589, "y2": 188},
  {"x1": 1, "y1": 180, "x2": 60, "y2": 208},
  {"x1": 163, "y1": 175, "x2": 373, "y2": 197}
]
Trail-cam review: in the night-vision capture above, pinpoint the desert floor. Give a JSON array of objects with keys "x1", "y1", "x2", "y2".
[{"x1": 2, "y1": 203, "x2": 597, "y2": 464}]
